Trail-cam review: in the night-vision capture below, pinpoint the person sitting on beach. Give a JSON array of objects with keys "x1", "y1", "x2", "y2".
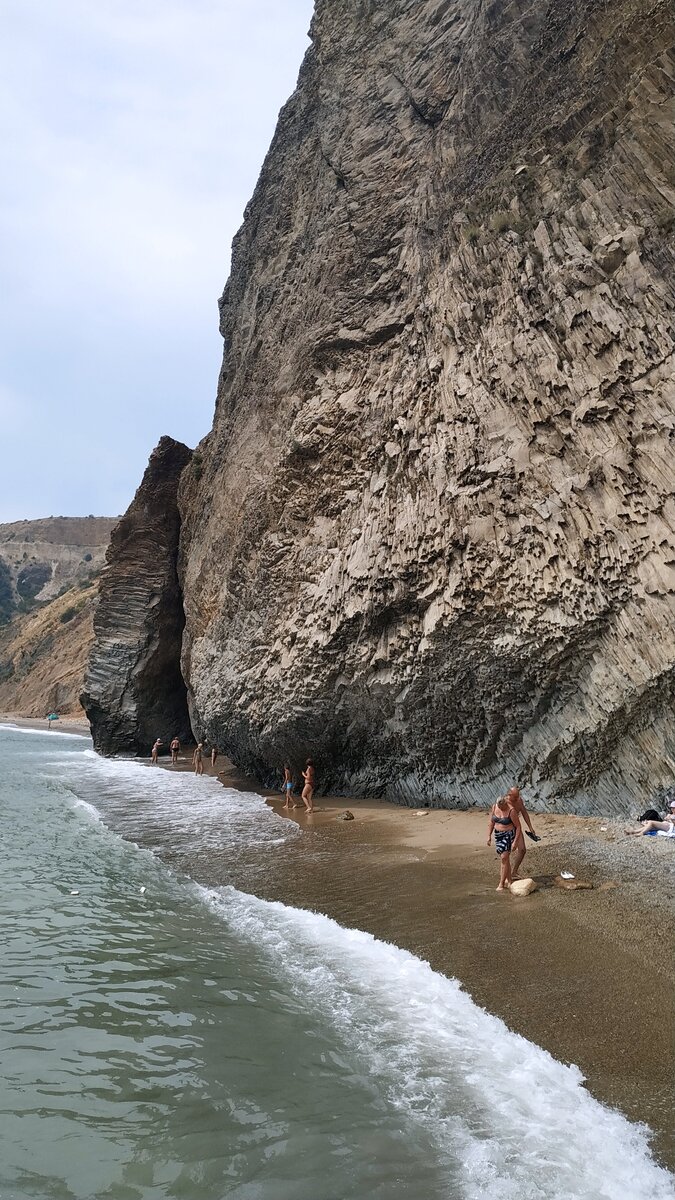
[
  {"x1": 282, "y1": 763, "x2": 294, "y2": 810},
  {"x1": 170, "y1": 736, "x2": 180, "y2": 765},
  {"x1": 625, "y1": 803, "x2": 675, "y2": 838},
  {"x1": 507, "y1": 786, "x2": 539, "y2": 878},
  {"x1": 193, "y1": 743, "x2": 204, "y2": 776},
  {"x1": 151, "y1": 738, "x2": 162, "y2": 765},
  {"x1": 211, "y1": 745, "x2": 218, "y2": 769},
  {"x1": 301, "y1": 759, "x2": 316, "y2": 814},
  {"x1": 487, "y1": 794, "x2": 522, "y2": 891}
]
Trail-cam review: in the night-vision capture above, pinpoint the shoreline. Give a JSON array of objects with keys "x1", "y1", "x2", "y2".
[
  {"x1": 215, "y1": 757, "x2": 675, "y2": 1168},
  {"x1": 2, "y1": 717, "x2": 674, "y2": 1165},
  {"x1": 0, "y1": 713, "x2": 91, "y2": 736}
]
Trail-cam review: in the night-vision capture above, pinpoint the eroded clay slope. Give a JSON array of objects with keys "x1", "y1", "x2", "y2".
[
  {"x1": 179, "y1": 0, "x2": 675, "y2": 812},
  {"x1": 0, "y1": 584, "x2": 96, "y2": 717}
]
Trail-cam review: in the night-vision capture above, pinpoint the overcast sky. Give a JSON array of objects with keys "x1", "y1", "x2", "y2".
[{"x1": 0, "y1": 0, "x2": 314, "y2": 522}]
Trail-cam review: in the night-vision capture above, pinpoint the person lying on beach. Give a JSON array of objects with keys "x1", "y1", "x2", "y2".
[
  {"x1": 281, "y1": 763, "x2": 294, "y2": 810},
  {"x1": 151, "y1": 739, "x2": 162, "y2": 764},
  {"x1": 506, "y1": 786, "x2": 539, "y2": 879},
  {"x1": 193, "y1": 743, "x2": 204, "y2": 776},
  {"x1": 625, "y1": 815, "x2": 675, "y2": 837},
  {"x1": 487, "y1": 795, "x2": 522, "y2": 890},
  {"x1": 170, "y1": 736, "x2": 180, "y2": 765},
  {"x1": 301, "y1": 760, "x2": 316, "y2": 814}
]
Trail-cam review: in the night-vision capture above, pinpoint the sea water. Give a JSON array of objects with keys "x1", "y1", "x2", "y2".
[{"x1": 0, "y1": 724, "x2": 672, "y2": 1200}]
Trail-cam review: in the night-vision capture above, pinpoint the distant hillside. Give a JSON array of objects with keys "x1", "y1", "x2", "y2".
[
  {"x1": 0, "y1": 516, "x2": 115, "y2": 625},
  {"x1": 0, "y1": 581, "x2": 97, "y2": 717}
]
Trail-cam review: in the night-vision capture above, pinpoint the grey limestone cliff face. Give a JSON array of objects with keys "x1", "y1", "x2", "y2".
[
  {"x1": 179, "y1": 0, "x2": 675, "y2": 813},
  {"x1": 82, "y1": 437, "x2": 193, "y2": 755}
]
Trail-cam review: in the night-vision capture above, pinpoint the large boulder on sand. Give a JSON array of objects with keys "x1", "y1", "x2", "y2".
[{"x1": 510, "y1": 878, "x2": 538, "y2": 897}]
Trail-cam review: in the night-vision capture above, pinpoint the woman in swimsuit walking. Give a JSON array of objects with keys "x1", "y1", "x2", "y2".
[
  {"x1": 487, "y1": 794, "x2": 522, "y2": 891},
  {"x1": 301, "y1": 760, "x2": 316, "y2": 814}
]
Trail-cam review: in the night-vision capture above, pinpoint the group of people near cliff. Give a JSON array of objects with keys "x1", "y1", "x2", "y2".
[
  {"x1": 281, "y1": 761, "x2": 316, "y2": 813},
  {"x1": 487, "y1": 787, "x2": 541, "y2": 890},
  {"x1": 150, "y1": 737, "x2": 219, "y2": 774}
]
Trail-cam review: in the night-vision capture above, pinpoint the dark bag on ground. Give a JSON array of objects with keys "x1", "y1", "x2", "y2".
[{"x1": 637, "y1": 809, "x2": 662, "y2": 823}]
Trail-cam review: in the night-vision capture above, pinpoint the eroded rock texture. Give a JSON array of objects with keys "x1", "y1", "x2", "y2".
[
  {"x1": 83, "y1": 437, "x2": 193, "y2": 755},
  {"x1": 179, "y1": 0, "x2": 675, "y2": 813}
]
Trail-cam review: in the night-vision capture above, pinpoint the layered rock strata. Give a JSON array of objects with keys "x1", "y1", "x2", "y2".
[
  {"x1": 0, "y1": 516, "x2": 115, "y2": 624},
  {"x1": 82, "y1": 437, "x2": 193, "y2": 755},
  {"x1": 176, "y1": 0, "x2": 675, "y2": 814},
  {"x1": 60, "y1": 0, "x2": 655, "y2": 811}
]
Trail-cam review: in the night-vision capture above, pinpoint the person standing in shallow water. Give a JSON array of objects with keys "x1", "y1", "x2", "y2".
[
  {"x1": 282, "y1": 763, "x2": 294, "y2": 810},
  {"x1": 507, "y1": 786, "x2": 539, "y2": 878},
  {"x1": 487, "y1": 794, "x2": 522, "y2": 891},
  {"x1": 151, "y1": 739, "x2": 162, "y2": 764},
  {"x1": 211, "y1": 745, "x2": 218, "y2": 769},
  {"x1": 193, "y1": 743, "x2": 204, "y2": 775},
  {"x1": 170, "y1": 736, "x2": 180, "y2": 765},
  {"x1": 301, "y1": 760, "x2": 316, "y2": 813}
]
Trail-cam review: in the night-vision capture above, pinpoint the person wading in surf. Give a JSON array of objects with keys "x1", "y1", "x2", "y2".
[
  {"x1": 507, "y1": 786, "x2": 539, "y2": 878},
  {"x1": 151, "y1": 739, "x2": 162, "y2": 765},
  {"x1": 170, "y1": 736, "x2": 180, "y2": 765},
  {"x1": 487, "y1": 794, "x2": 522, "y2": 891},
  {"x1": 281, "y1": 764, "x2": 294, "y2": 810},
  {"x1": 193, "y1": 743, "x2": 204, "y2": 776}
]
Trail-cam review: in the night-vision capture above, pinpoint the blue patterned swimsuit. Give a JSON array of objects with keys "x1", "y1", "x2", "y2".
[{"x1": 491, "y1": 809, "x2": 516, "y2": 855}]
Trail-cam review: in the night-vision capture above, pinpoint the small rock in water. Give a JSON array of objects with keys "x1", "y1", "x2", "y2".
[
  {"x1": 509, "y1": 878, "x2": 538, "y2": 897},
  {"x1": 69, "y1": 890, "x2": 79, "y2": 896},
  {"x1": 335, "y1": 810, "x2": 354, "y2": 821},
  {"x1": 139, "y1": 886, "x2": 146, "y2": 894}
]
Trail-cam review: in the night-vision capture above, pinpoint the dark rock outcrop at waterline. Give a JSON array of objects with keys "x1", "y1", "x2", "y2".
[{"x1": 81, "y1": 437, "x2": 193, "y2": 756}]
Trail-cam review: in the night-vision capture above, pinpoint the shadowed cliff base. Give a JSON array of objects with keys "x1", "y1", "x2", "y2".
[
  {"x1": 82, "y1": 436, "x2": 194, "y2": 756},
  {"x1": 175, "y1": 0, "x2": 675, "y2": 814}
]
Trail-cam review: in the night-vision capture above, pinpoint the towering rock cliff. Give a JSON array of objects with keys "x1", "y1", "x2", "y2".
[
  {"x1": 176, "y1": 0, "x2": 675, "y2": 813},
  {"x1": 82, "y1": 437, "x2": 193, "y2": 755}
]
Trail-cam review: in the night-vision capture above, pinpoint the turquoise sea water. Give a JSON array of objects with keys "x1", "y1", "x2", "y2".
[{"x1": 0, "y1": 724, "x2": 672, "y2": 1200}]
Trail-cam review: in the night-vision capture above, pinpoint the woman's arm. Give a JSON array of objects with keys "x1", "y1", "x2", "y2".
[{"x1": 486, "y1": 810, "x2": 493, "y2": 846}]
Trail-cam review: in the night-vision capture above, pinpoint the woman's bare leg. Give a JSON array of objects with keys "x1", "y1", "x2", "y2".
[
  {"x1": 625, "y1": 819, "x2": 669, "y2": 835},
  {"x1": 497, "y1": 851, "x2": 511, "y2": 890}
]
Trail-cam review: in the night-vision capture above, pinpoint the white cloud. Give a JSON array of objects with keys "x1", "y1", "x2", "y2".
[{"x1": 0, "y1": 0, "x2": 314, "y2": 518}]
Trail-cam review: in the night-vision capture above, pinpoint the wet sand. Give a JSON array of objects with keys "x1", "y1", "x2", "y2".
[{"x1": 210, "y1": 759, "x2": 675, "y2": 1169}]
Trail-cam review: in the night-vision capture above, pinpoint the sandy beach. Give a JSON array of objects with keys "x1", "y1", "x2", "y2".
[
  {"x1": 213, "y1": 757, "x2": 675, "y2": 1169},
  {"x1": 4, "y1": 716, "x2": 674, "y2": 1168}
]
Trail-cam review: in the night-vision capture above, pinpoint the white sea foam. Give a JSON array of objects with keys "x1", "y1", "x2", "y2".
[
  {"x1": 56, "y1": 749, "x2": 298, "y2": 853},
  {"x1": 201, "y1": 885, "x2": 674, "y2": 1200},
  {"x1": 71, "y1": 797, "x2": 102, "y2": 820}
]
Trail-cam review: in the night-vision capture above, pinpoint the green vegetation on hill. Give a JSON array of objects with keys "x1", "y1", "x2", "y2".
[{"x1": 0, "y1": 559, "x2": 13, "y2": 625}]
